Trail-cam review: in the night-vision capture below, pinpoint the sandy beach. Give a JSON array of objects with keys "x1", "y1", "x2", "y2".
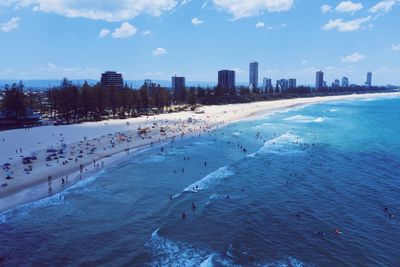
[{"x1": 1, "y1": 92, "x2": 399, "y2": 212}]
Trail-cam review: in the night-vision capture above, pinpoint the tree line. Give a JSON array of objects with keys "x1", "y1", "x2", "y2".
[{"x1": 0, "y1": 78, "x2": 392, "y2": 126}]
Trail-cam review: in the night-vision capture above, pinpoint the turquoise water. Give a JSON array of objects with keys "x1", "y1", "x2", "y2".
[{"x1": 1, "y1": 96, "x2": 400, "y2": 266}]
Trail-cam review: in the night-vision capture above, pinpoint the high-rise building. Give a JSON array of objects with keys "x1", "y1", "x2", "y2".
[
  {"x1": 332, "y1": 79, "x2": 340, "y2": 89},
  {"x1": 315, "y1": 71, "x2": 324, "y2": 90},
  {"x1": 289, "y1": 78, "x2": 297, "y2": 89},
  {"x1": 277, "y1": 79, "x2": 289, "y2": 92},
  {"x1": 365, "y1": 72, "x2": 372, "y2": 87},
  {"x1": 218, "y1": 70, "x2": 236, "y2": 94},
  {"x1": 249, "y1": 61, "x2": 259, "y2": 90},
  {"x1": 101, "y1": 71, "x2": 124, "y2": 89},
  {"x1": 262, "y1": 78, "x2": 272, "y2": 93},
  {"x1": 172, "y1": 75, "x2": 186, "y2": 102},
  {"x1": 341, "y1": 77, "x2": 349, "y2": 88}
]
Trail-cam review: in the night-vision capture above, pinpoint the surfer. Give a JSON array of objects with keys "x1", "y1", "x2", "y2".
[
  {"x1": 334, "y1": 228, "x2": 343, "y2": 235},
  {"x1": 169, "y1": 194, "x2": 173, "y2": 200},
  {"x1": 192, "y1": 202, "x2": 196, "y2": 210},
  {"x1": 182, "y1": 212, "x2": 186, "y2": 219}
]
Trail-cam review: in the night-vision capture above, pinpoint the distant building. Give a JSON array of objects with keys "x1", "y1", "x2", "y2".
[
  {"x1": 341, "y1": 77, "x2": 349, "y2": 88},
  {"x1": 332, "y1": 79, "x2": 340, "y2": 89},
  {"x1": 277, "y1": 79, "x2": 289, "y2": 92},
  {"x1": 262, "y1": 78, "x2": 272, "y2": 93},
  {"x1": 365, "y1": 72, "x2": 372, "y2": 87},
  {"x1": 289, "y1": 78, "x2": 297, "y2": 89},
  {"x1": 249, "y1": 61, "x2": 259, "y2": 90},
  {"x1": 218, "y1": 70, "x2": 235, "y2": 94},
  {"x1": 101, "y1": 71, "x2": 124, "y2": 89},
  {"x1": 172, "y1": 75, "x2": 186, "y2": 102},
  {"x1": 315, "y1": 71, "x2": 324, "y2": 90}
]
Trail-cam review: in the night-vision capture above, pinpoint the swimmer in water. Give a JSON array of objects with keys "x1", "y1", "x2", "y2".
[{"x1": 334, "y1": 228, "x2": 343, "y2": 235}]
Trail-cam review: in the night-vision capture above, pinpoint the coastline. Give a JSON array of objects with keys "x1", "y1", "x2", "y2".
[{"x1": 1, "y1": 91, "x2": 400, "y2": 213}]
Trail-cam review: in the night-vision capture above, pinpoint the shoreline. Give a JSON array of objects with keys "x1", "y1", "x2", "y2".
[{"x1": 1, "y1": 92, "x2": 400, "y2": 213}]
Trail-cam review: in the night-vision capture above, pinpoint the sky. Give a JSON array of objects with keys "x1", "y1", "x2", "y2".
[{"x1": 0, "y1": 0, "x2": 399, "y2": 86}]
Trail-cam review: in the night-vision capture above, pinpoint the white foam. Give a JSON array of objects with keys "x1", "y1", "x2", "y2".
[
  {"x1": 149, "y1": 227, "x2": 213, "y2": 267},
  {"x1": 200, "y1": 255, "x2": 215, "y2": 267},
  {"x1": 232, "y1": 132, "x2": 241, "y2": 137},
  {"x1": 183, "y1": 166, "x2": 235, "y2": 192},
  {"x1": 329, "y1": 109, "x2": 338, "y2": 112},
  {"x1": 248, "y1": 132, "x2": 303, "y2": 157},
  {"x1": 284, "y1": 115, "x2": 325, "y2": 123},
  {"x1": 0, "y1": 193, "x2": 64, "y2": 224},
  {"x1": 258, "y1": 256, "x2": 306, "y2": 267}
]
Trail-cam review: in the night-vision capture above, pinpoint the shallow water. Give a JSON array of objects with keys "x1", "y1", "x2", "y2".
[{"x1": 1, "y1": 97, "x2": 400, "y2": 266}]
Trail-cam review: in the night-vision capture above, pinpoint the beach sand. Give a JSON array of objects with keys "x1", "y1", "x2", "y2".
[{"x1": 1, "y1": 92, "x2": 399, "y2": 211}]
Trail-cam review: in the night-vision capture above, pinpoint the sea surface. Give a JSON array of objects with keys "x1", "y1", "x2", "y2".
[{"x1": 1, "y1": 96, "x2": 400, "y2": 266}]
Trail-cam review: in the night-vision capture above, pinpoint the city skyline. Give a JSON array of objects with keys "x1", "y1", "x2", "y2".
[{"x1": 0, "y1": 0, "x2": 399, "y2": 85}]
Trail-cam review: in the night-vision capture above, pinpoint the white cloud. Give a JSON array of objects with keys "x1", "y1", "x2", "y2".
[
  {"x1": 112, "y1": 22, "x2": 137, "y2": 38},
  {"x1": 201, "y1": 1, "x2": 208, "y2": 9},
  {"x1": 142, "y1": 30, "x2": 151, "y2": 36},
  {"x1": 212, "y1": 0, "x2": 294, "y2": 20},
  {"x1": 0, "y1": 0, "x2": 178, "y2": 22},
  {"x1": 301, "y1": 60, "x2": 308, "y2": 65},
  {"x1": 38, "y1": 62, "x2": 101, "y2": 79},
  {"x1": 0, "y1": 17, "x2": 19, "y2": 32},
  {"x1": 98, "y1": 28, "x2": 110, "y2": 38},
  {"x1": 335, "y1": 1, "x2": 363, "y2": 13},
  {"x1": 341, "y1": 52, "x2": 366, "y2": 63},
  {"x1": 322, "y1": 16, "x2": 371, "y2": 32},
  {"x1": 256, "y1": 21, "x2": 265, "y2": 28},
  {"x1": 191, "y1": 17, "x2": 204, "y2": 25},
  {"x1": 152, "y1": 47, "x2": 167, "y2": 56},
  {"x1": 321, "y1": 4, "x2": 332, "y2": 14},
  {"x1": 391, "y1": 43, "x2": 400, "y2": 51},
  {"x1": 255, "y1": 21, "x2": 273, "y2": 30},
  {"x1": 279, "y1": 23, "x2": 287, "y2": 28},
  {"x1": 369, "y1": 0, "x2": 398, "y2": 13}
]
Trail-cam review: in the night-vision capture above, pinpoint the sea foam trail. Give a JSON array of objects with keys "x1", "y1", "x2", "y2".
[
  {"x1": 149, "y1": 228, "x2": 214, "y2": 267},
  {"x1": 183, "y1": 166, "x2": 235, "y2": 193},
  {"x1": 248, "y1": 132, "x2": 303, "y2": 157},
  {"x1": 0, "y1": 171, "x2": 104, "y2": 224},
  {"x1": 149, "y1": 228, "x2": 240, "y2": 267},
  {"x1": 283, "y1": 115, "x2": 325, "y2": 123}
]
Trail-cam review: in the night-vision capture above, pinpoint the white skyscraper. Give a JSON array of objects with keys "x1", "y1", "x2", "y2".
[{"x1": 249, "y1": 61, "x2": 259, "y2": 90}]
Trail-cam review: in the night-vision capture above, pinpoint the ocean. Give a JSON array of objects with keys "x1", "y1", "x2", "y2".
[{"x1": 1, "y1": 96, "x2": 400, "y2": 266}]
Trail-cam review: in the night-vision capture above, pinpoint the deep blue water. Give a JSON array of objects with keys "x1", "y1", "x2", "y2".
[{"x1": 1, "y1": 96, "x2": 400, "y2": 266}]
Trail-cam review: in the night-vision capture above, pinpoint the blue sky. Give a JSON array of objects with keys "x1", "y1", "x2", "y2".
[{"x1": 0, "y1": 0, "x2": 399, "y2": 85}]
